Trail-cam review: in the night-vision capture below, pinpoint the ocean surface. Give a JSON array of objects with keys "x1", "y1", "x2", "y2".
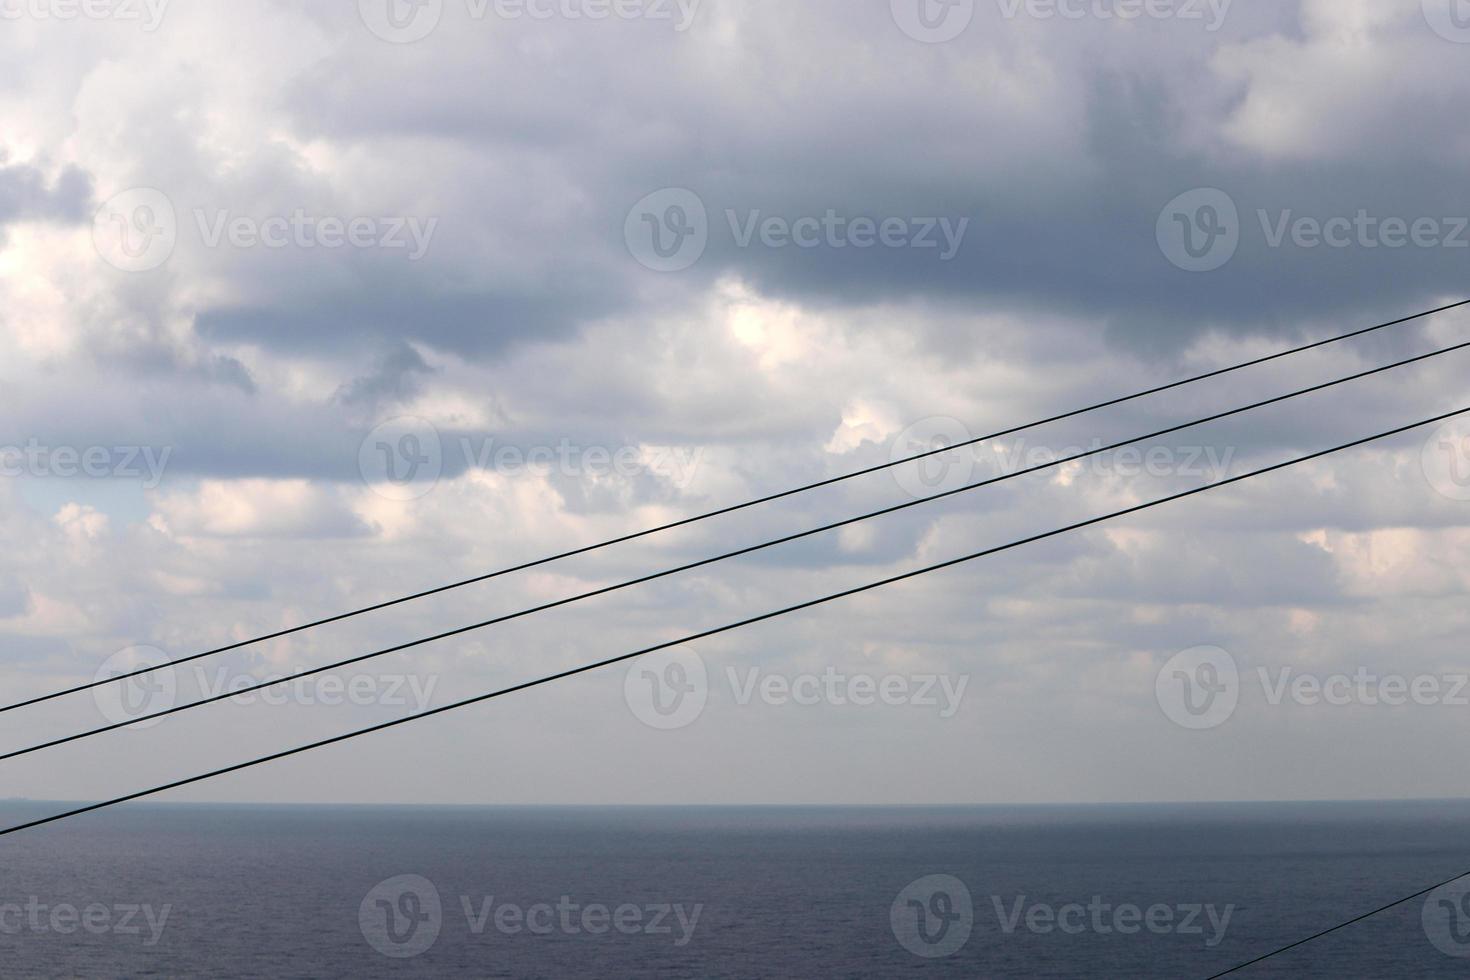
[{"x1": 0, "y1": 799, "x2": 1468, "y2": 978}]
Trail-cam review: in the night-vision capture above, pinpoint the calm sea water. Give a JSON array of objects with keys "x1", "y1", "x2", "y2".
[{"x1": 0, "y1": 800, "x2": 1467, "y2": 977}]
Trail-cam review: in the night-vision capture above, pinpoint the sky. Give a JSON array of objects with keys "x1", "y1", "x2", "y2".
[{"x1": 2, "y1": 0, "x2": 1470, "y2": 806}]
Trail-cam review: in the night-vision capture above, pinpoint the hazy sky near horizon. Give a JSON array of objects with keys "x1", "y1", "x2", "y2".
[{"x1": 3, "y1": 0, "x2": 1470, "y2": 807}]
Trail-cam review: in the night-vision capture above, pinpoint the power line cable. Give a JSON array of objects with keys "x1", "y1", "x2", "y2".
[
  {"x1": 1, "y1": 403, "x2": 1463, "y2": 839},
  {"x1": 1204, "y1": 869, "x2": 1470, "y2": 977},
  {"x1": 10, "y1": 338, "x2": 1469, "y2": 762},
  {"x1": 7, "y1": 299, "x2": 1463, "y2": 715}
]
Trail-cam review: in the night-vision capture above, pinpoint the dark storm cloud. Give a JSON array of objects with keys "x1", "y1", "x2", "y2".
[
  {"x1": 224, "y1": 0, "x2": 1465, "y2": 366},
  {"x1": 8, "y1": 0, "x2": 1466, "y2": 499}
]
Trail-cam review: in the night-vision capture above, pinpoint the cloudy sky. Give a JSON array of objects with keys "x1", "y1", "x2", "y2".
[{"x1": 2, "y1": 0, "x2": 1470, "y2": 808}]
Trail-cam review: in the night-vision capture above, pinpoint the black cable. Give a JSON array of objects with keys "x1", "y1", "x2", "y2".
[
  {"x1": 12, "y1": 337, "x2": 1469, "y2": 762},
  {"x1": 7, "y1": 299, "x2": 1464, "y2": 715},
  {"x1": 1, "y1": 404, "x2": 1463, "y2": 840},
  {"x1": 1204, "y1": 870, "x2": 1470, "y2": 977}
]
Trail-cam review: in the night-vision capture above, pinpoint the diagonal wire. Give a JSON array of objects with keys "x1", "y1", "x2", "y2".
[
  {"x1": 6, "y1": 299, "x2": 1464, "y2": 715},
  {"x1": 1, "y1": 404, "x2": 1463, "y2": 840},
  {"x1": 8, "y1": 337, "x2": 1469, "y2": 763},
  {"x1": 1204, "y1": 870, "x2": 1470, "y2": 978}
]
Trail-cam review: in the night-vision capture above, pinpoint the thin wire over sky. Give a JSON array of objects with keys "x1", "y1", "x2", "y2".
[
  {"x1": 3, "y1": 402, "x2": 1464, "y2": 841},
  {"x1": 8, "y1": 298, "x2": 1465, "y2": 716},
  {"x1": 8, "y1": 332, "x2": 1469, "y2": 763}
]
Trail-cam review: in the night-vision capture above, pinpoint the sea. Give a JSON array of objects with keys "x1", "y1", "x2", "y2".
[{"x1": 0, "y1": 799, "x2": 1467, "y2": 978}]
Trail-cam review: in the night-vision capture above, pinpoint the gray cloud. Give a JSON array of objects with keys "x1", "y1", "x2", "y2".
[
  {"x1": 1, "y1": 0, "x2": 1469, "y2": 806},
  {"x1": 0, "y1": 159, "x2": 92, "y2": 225}
]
